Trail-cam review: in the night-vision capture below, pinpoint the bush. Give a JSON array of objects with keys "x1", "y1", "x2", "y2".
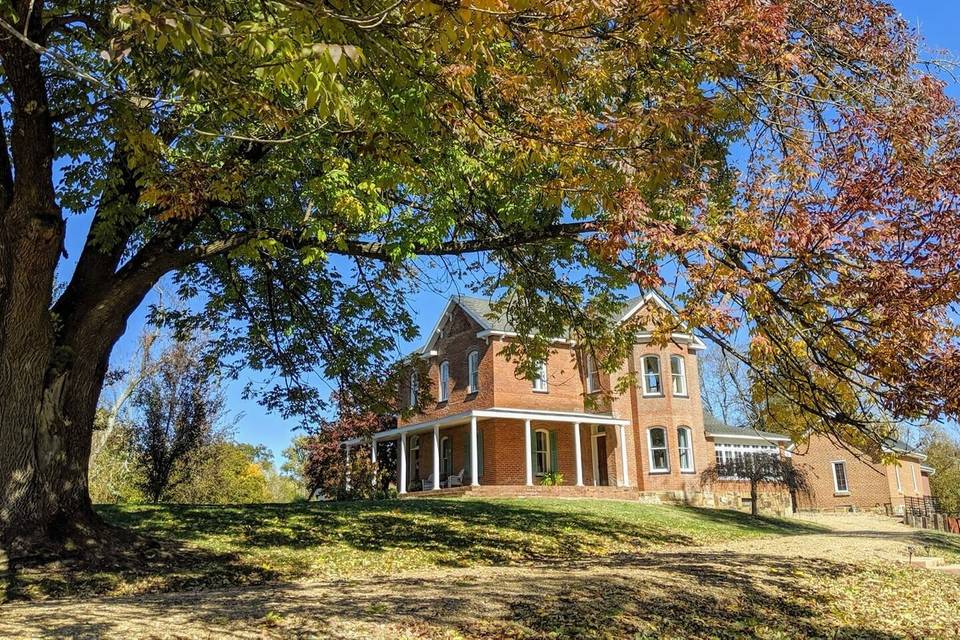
[{"x1": 540, "y1": 471, "x2": 564, "y2": 486}]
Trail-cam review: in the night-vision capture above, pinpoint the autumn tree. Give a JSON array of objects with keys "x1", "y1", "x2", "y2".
[
  {"x1": 131, "y1": 338, "x2": 226, "y2": 503},
  {"x1": 3, "y1": 1, "x2": 960, "y2": 555},
  {"x1": 922, "y1": 427, "x2": 960, "y2": 515}
]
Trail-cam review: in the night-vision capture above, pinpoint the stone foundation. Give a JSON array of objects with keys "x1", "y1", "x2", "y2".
[{"x1": 402, "y1": 484, "x2": 794, "y2": 515}]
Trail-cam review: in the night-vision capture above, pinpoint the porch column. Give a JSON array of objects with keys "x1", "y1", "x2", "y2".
[
  {"x1": 470, "y1": 415, "x2": 480, "y2": 486},
  {"x1": 433, "y1": 423, "x2": 441, "y2": 491},
  {"x1": 524, "y1": 419, "x2": 533, "y2": 486},
  {"x1": 399, "y1": 434, "x2": 408, "y2": 494},
  {"x1": 344, "y1": 445, "x2": 351, "y2": 491},
  {"x1": 573, "y1": 423, "x2": 584, "y2": 486},
  {"x1": 618, "y1": 424, "x2": 630, "y2": 487},
  {"x1": 371, "y1": 439, "x2": 378, "y2": 488}
]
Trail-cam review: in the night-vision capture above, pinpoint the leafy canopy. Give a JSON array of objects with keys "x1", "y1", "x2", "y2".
[{"x1": 14, "y1": 0, "x2": 960, "y2": 446}]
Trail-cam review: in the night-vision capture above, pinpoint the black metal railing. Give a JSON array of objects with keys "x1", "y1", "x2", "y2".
[{"x1": 904, "y1": 495, "x2": 943, "y2": 518}]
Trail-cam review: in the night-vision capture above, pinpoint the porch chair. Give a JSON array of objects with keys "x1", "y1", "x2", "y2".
[
  {"x1": 421, "y1": 474, "x2": 436, "y2": 491},
  {"x1": 446, "y1": 469, "x2": 465, "y2": 488}
]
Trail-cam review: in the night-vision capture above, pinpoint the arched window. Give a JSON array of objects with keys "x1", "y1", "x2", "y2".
[
  {"x1": 467, "y1": 350, "x2": 480, "y2": 393},
  {"x1": 439, "y1": 360, "x2": 449, "y2": 402},
  {"x1": 648, "y1": 427, "x2": 669, "y2": 472},
  {"x1": 409, "y1": 373, "x2": 418, "y2": 408},
  {"x1": 642, "y1": 356, "x2": 661, "y2": 395},
  {"x1": 532, "y1": 360, "x2": 548, "y2": 392},
  {"x1": 440, "y1": 436, "x2": 452, "y2": 476},
  {"x1": 677, "y1": 427, "x2": 694, "y2": 472},
  {"x1": 670, "y1": 355, "x2": 687, "y2": 396},
  {"x1": 534, "y1": 429, "x2": 552, "y2": 474},
  {"x1": 585, "y1": 354, "x2": 599, "y2": 394}
]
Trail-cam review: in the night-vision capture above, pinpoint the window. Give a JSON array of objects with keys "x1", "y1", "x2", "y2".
[
  {"x1": 670, "y1": 355, "x2": 687, "y2": 396},
  {"x1": 714, "y1": 443, "x2": 779, "y2": 479},
  {"x1": 440, "y1": 436, "x2": 452, "y2": 476},
  {"x1": 895, "y1": 465, "x2": 902, "y2": 493},
  {"x1": 439, "y1": 360, "x2": 449, "y2": 402},
  {"x1": 832, "y1": 461, "x2": 848, "y2": 493},
  {"x1": 911, "y1": 465, "x2": 918, "y2": 493},
  {"x1": 409, "y1": 435, "x2": 421, "y2": 482},
  {"x1": 585, "y1": 354, "x2": 600, "y2": 394},
  {"x1": 677, "y1": 427, "x2": 694, "y2": 472},
  {"x1": 534, "y1": 429, "x2": 552, "y2": 474},
  {"x1": 642, "y1": 356, "x2": 661, "y2": 395},
  {"x1": 408, "y1": 373, "x2": 418, "y2": 408},
  {"x1": 532, "y1": 360, "x2": 548, "y2": 392},
  {"x1": 648, "y1": 427, "x2": 669, "y2": 472},
  {"x1": 467, "y1": 350, "x2": 480, "y2": 394}
]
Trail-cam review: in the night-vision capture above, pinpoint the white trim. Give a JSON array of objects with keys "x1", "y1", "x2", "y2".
[
  {"x1": 647, "y1": 427, "x2": 670, "y2": 473},
  {"x1": 524, "y1": 419, "x2": 533, "y2": 486},
  {"x1": 585, "y1": 354, "x2": 600, "y2": 394},
  {"x1": 895, "y1": 464, "x2": 902, "y2": 493},
  {"x1": 573, "y1": 422, "x2": 584, "y2": 486},
  {"x1": 920, "y1": 464, "x2": 936, "y2": 476},
  {"x1": 670, "y1": 355, "x2": 688, "y2": 397},
  {"x1": 619, "y1": 292, "x2": 707, "y2": 351},
  {"x1": 532, "y1": 360, "x2": 549, "y2": 392},
  {"x1": 708, "y1": 433, "x2": 792, "y2": 443},
  {"x1": 618, "y1": 423, "x2": 630, "y2": 487},
  {"x1": 831, "y1": 460, "x2": 849, "y2": 494},
  {"x1": 438, "y1": 360, "x2": 449, "y2": 402},
  {"x1": 677, "y1": 426, "x2": 694, "y2": 473},
  {"x1": 641, "y1": 355, "x2": 662, "y2": 396},
  {"x1": 398, "y1": 434, "x2": 407, "y2": 494},
  {"x1": 432, "y1": 424, "x2": 441, "y2": 491},
  {"x1": 467, "y1": 349, "x2": 480, "y2": 394},
  {"x1": 534, "y1": 428, "x2": 551, "y2": 475},
  {"x1": 341, "y1": 407, "x2": 630, "y2": 446},
  {"x1": 420, "y1": 297, "x2": 492, "y2": 356},
  {"x1": 590, "y1": 426, "x2": 602, "y2": 486},
  {"x1": 911, "y1": 464, "x2": 919, "y2": 493},
  {"x1": 470, "y1": 415, "x2": 480, "y2": 486}
]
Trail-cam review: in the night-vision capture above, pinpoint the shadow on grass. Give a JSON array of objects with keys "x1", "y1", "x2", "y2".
[
  {"x1": 10, "y1": 499, "x2": 826, "y2": 601},
  {"x1": 7, "y1": 549, "x2": 920, "y2": 640}
]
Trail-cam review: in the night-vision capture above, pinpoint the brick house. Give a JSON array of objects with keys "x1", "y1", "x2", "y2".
[
  {"x1": 341, "y1": 293, "x2": 930, "y2": 512},
  {"x1": 788, "y1": 434, "x2": 935, "y2": 513},
  {"x1": 344, "y1": 293, "x2": 785, "y2": 505}
]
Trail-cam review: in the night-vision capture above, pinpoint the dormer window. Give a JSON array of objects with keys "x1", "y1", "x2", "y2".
[
  {"x1": 439, "y1": 360, "x2": 449, "y2": 402},
  {"x1": 532, "y1": 360, "x2": 548, "y2": 392},
  {"x1": 670, "y1": 355, "x2": 687, "y2": 396},
  {"x1": 585, "y1": 354, "x2": 599, "y2": 394},
  {"x1": 467, "y1": 350, "x2": 480, "y2": 393},
  {"x1": 642, "y1": 355, "x2": 661, "y2": 396}
]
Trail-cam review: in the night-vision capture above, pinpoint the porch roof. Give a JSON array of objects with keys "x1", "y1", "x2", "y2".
[{"x1": 342, "y1": 407, "x2": 629, "y2": 446}]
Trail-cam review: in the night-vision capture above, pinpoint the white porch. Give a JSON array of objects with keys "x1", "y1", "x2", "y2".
[{"x1": 343, "y1": 407, "x2": 632, "y2": 494}]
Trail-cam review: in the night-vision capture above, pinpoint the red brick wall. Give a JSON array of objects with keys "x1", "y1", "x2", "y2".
[
  {"x1": 399, "y1": 305, "x2": 494, "y2": 427},
  {"x1": 616, "y1": 342, "x2": 709, "y2": 493},
  {"x1": 791, "y1": 434, "x2": 906, "y2": 510},
  {"x1": 489, "y1": 337, "x2": 588, "y2": 413}
]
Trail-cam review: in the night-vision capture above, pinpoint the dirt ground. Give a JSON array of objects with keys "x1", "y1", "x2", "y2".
[{"x1": 2, "y1": 513, "x2": 958, "y2": 640}]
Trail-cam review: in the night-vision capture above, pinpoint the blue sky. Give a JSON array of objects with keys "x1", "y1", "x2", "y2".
[{"x1": 60, "y1": 1, "x2": 960, "y2": 464}]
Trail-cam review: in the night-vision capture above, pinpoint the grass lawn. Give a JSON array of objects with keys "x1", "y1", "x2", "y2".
[{"x1": 10, "y1": 498, "x2": 825, "y2": 601}]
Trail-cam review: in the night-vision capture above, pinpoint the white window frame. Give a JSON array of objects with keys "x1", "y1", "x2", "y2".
[
  {"x1": 467, "y1": 350, "x2": 480, "y2": 394},
  {"x1": 647, "y1": 427, "x2": 670, "y2": 473},
  {"x1": 534, "y1": 429, "x2": 551, "y2": 475},
  {"x1": 677, "y1": 426, "x2": 694, "y2": 472},
  {"x1": 409, "y1": 435, "x2": 421, "y2": 482},
  {"x1": 641, "y1": 356, "x2": 662, "y2": 396},
  {"x1": 670, "y1": 355, "x2": 687, "y2": 397},
  {"x1": 895, "y1": 465, "x2": 902, "y2": 493},
  {"x1": 585, "y1": 354, "x2": 600, "y2": 394},
  {"x1": 439, "y1": 360, "x2": 449, "y2": 402},
  {"x1": 832, "y1": 460, "x2": 849, "y2": 494},
  {"x1": 911, "y1": 464, "x2": 918, "y2": 493},
  {"x1": 714, "y1": 443, "x2": 778, "y2": 479},
  {"x1": 532, "y1": 360, "x2": 549, "y2": 393},
  {"x1": 408, "y1": 373, "x2": 418, "y2": 408}
]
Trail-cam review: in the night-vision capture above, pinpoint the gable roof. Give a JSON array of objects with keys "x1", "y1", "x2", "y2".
[
  {"x1": 420, "y1": 292, "x2": 705, "y2": 355},
  {"x1": 703, "y1": 412, "x2": 792, "y2": 443}
]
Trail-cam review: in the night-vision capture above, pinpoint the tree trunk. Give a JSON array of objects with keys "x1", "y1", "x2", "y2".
[{"x1": 750, "y1": 481, "x2": 759, "y2": 517}]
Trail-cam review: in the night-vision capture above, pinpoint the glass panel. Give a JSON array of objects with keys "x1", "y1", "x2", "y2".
[
  {"x1": 649, "y1": 428, "x2": 666, "y2": 448},
  {"x1": 653, "y1": 449, "x2": 668, "y2": 470},
  {"x1": 644, "y1": 357, "x2": 661, "y2": 394}
]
